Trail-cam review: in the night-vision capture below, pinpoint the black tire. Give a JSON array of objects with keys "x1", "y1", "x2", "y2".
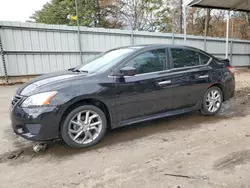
[
  {"x1": 201, "y1": 86, "x2": 223, "y2": 116},
  {"x1": 61, "y1": 105, "x2": 107, "y2": 148}
]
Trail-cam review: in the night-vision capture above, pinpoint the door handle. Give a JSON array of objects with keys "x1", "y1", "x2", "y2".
[
  {"x1": 199, "y1": 75, "x2": 209, "y2": 79},
  {"x1": 158, "y1": 80, "x2": 171, "y2": 85}
]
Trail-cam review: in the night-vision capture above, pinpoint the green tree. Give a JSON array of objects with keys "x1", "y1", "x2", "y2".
[{"x1": 30, "y1": 0, "x2": 113, "y2": 27}]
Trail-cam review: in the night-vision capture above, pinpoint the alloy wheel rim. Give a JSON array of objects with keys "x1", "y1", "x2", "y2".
[
  {"x1": 206, "y1": 90, "x2": 222, "y2": 113},
  {"x1": 68, "y1": 110, "x2": 102, "y2": 144}
]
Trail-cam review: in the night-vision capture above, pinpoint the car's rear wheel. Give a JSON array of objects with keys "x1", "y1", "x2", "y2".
[
  {"x1": 61, "y1": 105, "x2": 107, "y2": 148},
  {"x1": 201, "y1": 86, "x2": 223, "y2": 116}
]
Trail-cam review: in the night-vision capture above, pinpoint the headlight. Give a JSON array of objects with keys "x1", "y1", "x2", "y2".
[{"x1": 21, "y1": 91, "x2": 57, "y2": 108}]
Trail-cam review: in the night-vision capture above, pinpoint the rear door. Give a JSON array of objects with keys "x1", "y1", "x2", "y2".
[
  {"x1": 169, "y1": 47, "x2": 213, "y2": 110},
  {"x1": 194, "y1": 51, "x2": 214, "y2": 100}
]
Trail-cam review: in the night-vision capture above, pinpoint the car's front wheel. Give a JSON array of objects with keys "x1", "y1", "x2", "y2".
[
  {"x1": 61, "y1": 105, "x2": 107, "y2": 148},
  {"x1": 201, "y1": 86, "x2": 223, "y2": 116}
]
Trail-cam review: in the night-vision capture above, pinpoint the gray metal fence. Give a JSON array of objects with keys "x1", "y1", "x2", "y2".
[{"x1": 0, "y1": 21, "x2": 250, "y2": 82}]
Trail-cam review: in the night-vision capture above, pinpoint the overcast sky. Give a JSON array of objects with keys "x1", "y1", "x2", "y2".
[{"x1": 0, "y1": 0, "x2": 49, "y2": 22}]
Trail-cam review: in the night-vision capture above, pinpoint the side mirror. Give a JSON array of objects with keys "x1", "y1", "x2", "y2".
[{"x1": 120, "y1": 66, "x2": 136, "y2": 76}]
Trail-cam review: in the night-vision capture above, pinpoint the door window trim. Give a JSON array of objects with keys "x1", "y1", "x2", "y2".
[
  {"x1": 198, "y1": 51, "x2": 213, "y2": 65},
  {"x1": 169, "y1": 47, "x2": 212, "y2": 71},
  {"x1": 108, "y1": 69, "x2": 172, "y2": 78},
  {"x1": 124, "y1": 69, "x2": 172, "y2": 78},
  {"x1": 110, "y1": 47, "x2": 170, "y2": 77}
]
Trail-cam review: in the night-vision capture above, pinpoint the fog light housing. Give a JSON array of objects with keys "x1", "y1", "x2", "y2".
[{"x1": 17, "y1": 127, "x2": 24, "y2": 134}]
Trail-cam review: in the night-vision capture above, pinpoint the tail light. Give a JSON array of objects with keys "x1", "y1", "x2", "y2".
[{"x1": 227, "y1": 66, "x2": 236, "y2": 75}]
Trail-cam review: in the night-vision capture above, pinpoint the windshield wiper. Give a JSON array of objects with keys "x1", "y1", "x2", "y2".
[{"x1": 68, "y1": 68, "x2": 88, "y2": 73}]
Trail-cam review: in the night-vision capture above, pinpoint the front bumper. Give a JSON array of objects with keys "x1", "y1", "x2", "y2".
[{"x1": 11, "y1": 105, "x2": 61, "y2": 141}]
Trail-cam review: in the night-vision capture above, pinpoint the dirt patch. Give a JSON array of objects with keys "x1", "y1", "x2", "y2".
[
  {"x1": 0, "y1": 112, "x2": 229, "y2": 166},
  {"x1": 0, "y1": 82, "x2": 24, "y2": 86},
  {"x1": 220, "y1": 86, "x2": 250, "y2": 117},
  {"x1": 213, "y1": 150, "x2": 250, "y2": 171}
]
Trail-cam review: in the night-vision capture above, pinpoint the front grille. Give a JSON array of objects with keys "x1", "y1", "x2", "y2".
[{"x1": 12, "y1": 94, "x2": 23, "y2": 106}]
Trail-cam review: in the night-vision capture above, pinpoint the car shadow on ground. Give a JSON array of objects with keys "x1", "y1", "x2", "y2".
[{"x1": 49, "y1": 112, "x2": 227, "y2": 155}]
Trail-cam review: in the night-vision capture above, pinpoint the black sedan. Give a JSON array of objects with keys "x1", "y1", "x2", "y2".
[{"x1": 10, "y1": 44, "x2": 235, "y2": 148}]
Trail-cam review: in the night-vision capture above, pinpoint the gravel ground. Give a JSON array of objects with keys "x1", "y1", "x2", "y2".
[{"x1": 1, "y1": 70, "x2": 250, "y2": 188}]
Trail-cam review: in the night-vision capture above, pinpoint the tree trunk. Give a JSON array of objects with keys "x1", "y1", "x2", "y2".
[
  {"x1": 95, "y1": 0, "x2": 101, "y2": 27},
  {"x1": 246, "y1": 12, "x2": 250, "y2": 26},
  {"x1": 179, "y1": 0, "x2": 183, "y2": 34},
  {"x1": 204, "y1": 8, "x2": 211, "y2": 37}
]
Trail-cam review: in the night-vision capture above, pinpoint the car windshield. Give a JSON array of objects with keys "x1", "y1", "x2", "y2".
[{"x1": 75, "y1": 48, "x2": 135, "y2": 73}]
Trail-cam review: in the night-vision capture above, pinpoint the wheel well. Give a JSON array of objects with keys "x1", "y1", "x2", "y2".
[
  {"x1": 59, "y1": 99, "x2": 111, "y2": 132},
  {"x1": 208, "y1": 83, "x2": 225, "y2": 101}
]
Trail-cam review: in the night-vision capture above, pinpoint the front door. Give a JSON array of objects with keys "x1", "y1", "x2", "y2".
[{"x1": 114, "y1": 48, "x2": 173, "y2": 122}]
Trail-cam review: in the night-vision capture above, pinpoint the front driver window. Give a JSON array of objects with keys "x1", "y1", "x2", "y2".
[{"x1": 123, "y1": 49, "x2": 166, "y2": 74}]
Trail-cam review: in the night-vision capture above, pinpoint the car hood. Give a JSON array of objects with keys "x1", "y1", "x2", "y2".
[{"x1": 17, "y1": 71, "x2": 88, "y2": 96}]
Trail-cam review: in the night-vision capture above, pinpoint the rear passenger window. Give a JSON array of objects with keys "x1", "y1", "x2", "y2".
[
  {"x1": 171, "y1": 48, "x2": 200, "y2": 68},
  {"x1": 199, "y1": 53, "x2": 211, "y2": 65}
]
